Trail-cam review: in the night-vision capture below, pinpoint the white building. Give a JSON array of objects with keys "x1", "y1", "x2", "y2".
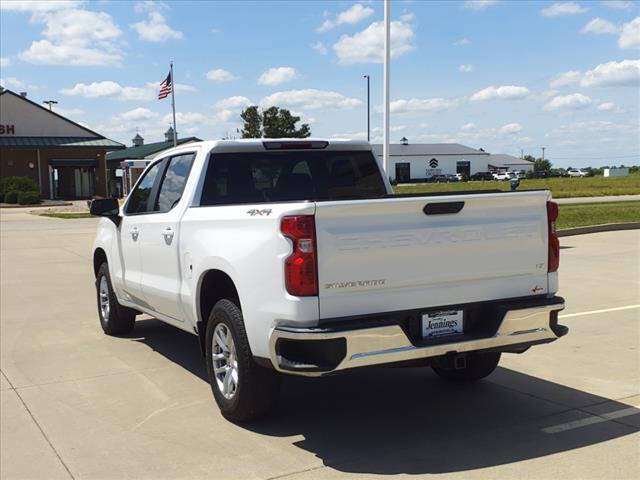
[
  {"x1": 371, "y1": 139, "x2": 490, "y2": 182},
  {"x1": 487, "y1": 154, "x2": 535, "y2": 173},
  {"x1": 603, "y1": 167, "x2": 629, "y2": 177}
]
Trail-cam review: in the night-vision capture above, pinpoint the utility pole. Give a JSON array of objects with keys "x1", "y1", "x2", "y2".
[
  {"x1": 521, "y1": 148, "x2": 524, "y2": 160},
  {"x1": 43, "y1": 100, "x2": 58, "y2": 111},
  {"x1": 362, "y1": 75, "x2": 370, "y2": 142},
  {"x1": 541, "y1": 147, "x2": 546, "y2": 162},
  {"x1": 383, "y1": 0, "x2": 391, "y2": 174}
]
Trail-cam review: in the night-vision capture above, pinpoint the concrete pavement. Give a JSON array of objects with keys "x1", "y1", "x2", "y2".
[{"x1": 1, "y1": 208, "x2": 638, "y2": 479}]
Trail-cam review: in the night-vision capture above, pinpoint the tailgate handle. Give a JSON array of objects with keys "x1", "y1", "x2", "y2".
[{"x1": 423, "y1": 202, "x2": 465, "y2": 215}]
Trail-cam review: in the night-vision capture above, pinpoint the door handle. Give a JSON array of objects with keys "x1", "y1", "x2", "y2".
[
  {"x1": 129, "y1": 226, "x2": 139, "y2": 241},
  {"x1": 162, "y1": 226, "x2": 174, "y2": 244}
]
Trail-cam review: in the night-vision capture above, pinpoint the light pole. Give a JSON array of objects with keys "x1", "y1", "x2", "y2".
[
  {"x1": 43, "y1": 100, "x2": 58, "y2": 111},
  {"x1": 362, "y1": 75, "x2": 370, "y2": 142},
  {"x1": 541, "y1": 147, "x2": 546, "y2": 162},
  {"x1": 383, "y1": 0, "x2": 391, "y2": 174}
]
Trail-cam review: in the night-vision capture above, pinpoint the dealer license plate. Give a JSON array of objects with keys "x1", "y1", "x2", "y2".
[{"x1": 421, "y1": 310, "x2": 464, "y2": 339}]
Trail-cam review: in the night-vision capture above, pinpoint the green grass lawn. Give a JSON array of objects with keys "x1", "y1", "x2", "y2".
[
  {"x1": 39, "y1": 212, "x2": 94, "y2": 219},
  {"x1": 557, "y1": 201, "x2": 640, "y2": 230},
  {"x1": 394, "y1": 174, "x2": 640, "y2": 198}
]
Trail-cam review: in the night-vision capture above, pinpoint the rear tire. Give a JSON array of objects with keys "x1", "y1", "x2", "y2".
[
  {"x1": 432, "y1": 352, "x2": 501, "y2": 382},
  {"x1": 205, "y1": 299, "x2": 280, "y2": 421},
  {"x1": 96, "y1": 262, "x2": 135, "y2": 335}
]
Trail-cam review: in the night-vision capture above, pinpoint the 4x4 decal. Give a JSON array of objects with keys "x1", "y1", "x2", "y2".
[{"x1": 247, "y1": 209, "x2": 272, "y2": 216}]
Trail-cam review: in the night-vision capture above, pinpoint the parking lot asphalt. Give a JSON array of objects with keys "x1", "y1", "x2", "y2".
[{"x1": 1, "y1": 208, "x2": 638, "y2": 480}]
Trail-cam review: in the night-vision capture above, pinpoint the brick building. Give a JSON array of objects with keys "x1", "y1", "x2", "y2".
[{"x1": 0, "y1": 89, "x2": 124, "y2": 199}]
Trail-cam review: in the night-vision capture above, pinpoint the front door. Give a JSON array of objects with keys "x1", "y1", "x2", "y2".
[
  {"x1": 138, "y1": 153, "x2": 195, "y2": 321},
  {"x1": 395, "y1": 162, "x2": 410, "y2": 182},
  {"x1": 118, "y1": 159, "x2": 165, "y2": 306}
]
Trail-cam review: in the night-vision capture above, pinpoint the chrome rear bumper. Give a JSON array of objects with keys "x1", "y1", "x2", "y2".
[{"x1": 268, "y1": 299, "x2": 566, "y2": 376}]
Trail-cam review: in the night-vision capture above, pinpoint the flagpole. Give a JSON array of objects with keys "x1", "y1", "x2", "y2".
[{"x1": 170, "y1": 61, "x2": 177, "y2": 147}]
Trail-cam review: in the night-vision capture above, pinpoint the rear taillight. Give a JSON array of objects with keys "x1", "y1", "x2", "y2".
[
  {"x1": 547, "y1": 201, "x2": 559, "y2": 273},
  {"x1": 281, "y1": 215, "x2": 318, "y2": 296}
]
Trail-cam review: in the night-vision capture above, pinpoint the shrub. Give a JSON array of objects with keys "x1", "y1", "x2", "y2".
[
  {"x1": 0, "y1": 176, "x2": 39, "y2": 195},
  {"x1": 17, "y1": 191, "x2": 41, "y2": 205},
  {"x1": 4, "y1": 191, "x2": 19, "y2": 204}
]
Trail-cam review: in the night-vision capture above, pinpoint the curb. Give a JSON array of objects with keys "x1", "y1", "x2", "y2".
[
  {"x1": 0, "y1": 202, "x2": 73, "y2": 209},
  {"x1": 558, "y1": 222, "x2": 640, "y2": 237}
]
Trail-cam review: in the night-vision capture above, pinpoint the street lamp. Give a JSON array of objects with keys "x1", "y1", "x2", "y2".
[
  {"x1": 43, "y1": 100, "x2": 58, "y2": 111},
  {"x1": 362, "y1": 75, "x2": 370, "y2": 142}
]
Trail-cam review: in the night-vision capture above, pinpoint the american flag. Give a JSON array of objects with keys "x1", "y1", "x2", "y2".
[{"x1": 158, "y1": 72, "x2": 172, "y2": 100}]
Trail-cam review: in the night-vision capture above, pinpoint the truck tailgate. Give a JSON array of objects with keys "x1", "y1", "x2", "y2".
[{"x1": 314, "y1": 191, "x2": 551, "y2": 319}]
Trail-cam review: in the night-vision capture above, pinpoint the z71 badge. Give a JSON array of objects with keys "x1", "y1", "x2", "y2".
[{"x1": 247, "y1": 209, "x2": 272, "y2": 216}]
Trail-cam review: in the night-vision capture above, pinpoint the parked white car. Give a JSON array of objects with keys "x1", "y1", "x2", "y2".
[
  {"x1": 492, "y1": 171, "x2": 512, "y2": 181},
  {"x1": 91, "y1": 139, "x2": 567, "y2": 420},
  {"x1": 567, "y1": 169, "x2": 587, "y2": 177}
]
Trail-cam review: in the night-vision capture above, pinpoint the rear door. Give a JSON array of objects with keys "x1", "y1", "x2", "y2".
[
  {"x1": 138, "y1": 152, "x2": 196, "y2": 321},
  {"x1": 314, "y1": 191, "x2": 550, "y2": 319}
]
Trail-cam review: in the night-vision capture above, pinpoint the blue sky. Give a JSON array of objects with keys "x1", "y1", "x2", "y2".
[{"x1": 1, "y1": 0, "x2": 639, "y2": 168}]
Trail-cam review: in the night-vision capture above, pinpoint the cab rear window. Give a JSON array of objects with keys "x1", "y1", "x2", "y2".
[{"x1": 200, "y1": 151, "x2": 386, "y2": 206}]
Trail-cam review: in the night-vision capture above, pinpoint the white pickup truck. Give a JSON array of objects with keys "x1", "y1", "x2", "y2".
[{"x1": 91, "y1": 139, "x2": 567, "y2": 421}]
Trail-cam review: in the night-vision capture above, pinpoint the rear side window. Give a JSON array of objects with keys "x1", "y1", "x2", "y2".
[
  {"x1": 155, "y1": 153, "x2": 195, "y2": 212},
  {"x1": 125, "y1": 160, "x2": 163, "y2": 214},
  {"x1": 200, "y1": 151, "x2": 386, "y2": 206}
]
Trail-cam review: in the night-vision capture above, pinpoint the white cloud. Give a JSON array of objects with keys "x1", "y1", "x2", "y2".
[
  {"x1": 0, "y1": 77, "x2": 25, "y2": 89},
  {"x1": 581, "y1": 18, "x2": 620, "y2": 34},
  {"x1": 16, "y1": 6, "x2": 123, "y2": 66},
  {"x1": 329, "y1": 131, "x2": 368, "y2": 140},
  {"x1": 205, "y1": 68, "x2": 237, "y2": 82},
  {"x1": 59, "y1": 80, "x2": 197, "y2": 101},
  {"x1": 400, "y1": 13, "x2": 416, "y2": 22},
  {"x1": 260, "y1": 89, "x2": 361, "y2": 110},
  {"x1": 601, "y1": 1, "x2": 633, "y2": 9},
  {"x1": 470, "y1": 85, "x2": 530, "y2": 101},
  {"x1": 0, "y1": 57, "x2": 9, "y2": 68},
  {"x1": 61, "y1": 81, "x2": 123, "y2": 98},
  {"x1": 461, "y1": 122, "x2": 475, "y2": 131},
  {"x1": 317, "y1": 3, "x2": 374, "y2": 32},
  {"x1": 163, "y1": 111, "x2": 209, "y2": 125},
  {"x1": 333, "y1": 20, "x2": 415, "y2": 64},
  {"x1": 499, "y1": 123, "x2": 522, "y2": 134},
  {"x1": 131, "y1": 11, "x2": 182, "y2": 42},
  {"x1": 542, "y1": 89, "x2": 560, "y2": 97},
  {"x1": 597, "y1": 101, "x2": 617, "y2": 111},
  {"x1": 119, "y1": 107, "x2": 158, "y2": 121},
  {"x1": 257, "y1": 67, "x2": 297, "y2": 86},
  {"x1": 452, "y1": 38, "x2": 471, "y2": 46},
  {"x1": 311, "y1": 41, "x2": 328, "y2": 55},
  {"x1": 459, "y1": 64, "x2": 473, "y2": 72},
  {"x1": 462, "y1": 1, "x2": 499, "y2": 11},
  {"x1": 215, "y1": 109, "x2": 236, "y2": 122},
  {"x1": 389, "y1": 97, "x2": 458, "y2": 113},
  {"x1": 541, "y1": 2, "x2": 588, "y2": 17},
  {"x1": 544, "y1": 93, "x2": 592, "y2": 110},
  {"x1": 215, "y1": 96, "x2": 252, "y2": 109},
  {"x1": 550, "y1": 70, "x2": 582, "y2": 88},
  {"x1": 618, "y1": 17, "x2": 640, "y2": 49},
  {"x1": 0, "y1": 1, "x2": 84, "y2": 12},
  {"x1": 581, "y1": 59, "x2": 640, "y2": 86}
]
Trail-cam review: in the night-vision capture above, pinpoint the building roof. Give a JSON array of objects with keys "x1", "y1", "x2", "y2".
[
  {"x1": 487, "y1": 154, "x2": 534, "y2": 166},
  {"x1": 371, "y1": 143, "x2": 489, "y2": 156},
  {"x1": 0, "y1": 89, "x2": 124, "y2": 149},
  {"x1": 106, "y1": 137, "x2": 202, "y2": 161},
  {"x1": 0, "y1": 136, "x2": 124, "y2": 149}
]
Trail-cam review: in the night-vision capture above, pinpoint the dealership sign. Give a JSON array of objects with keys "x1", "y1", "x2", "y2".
[{"x1": 0, "y1": 124, "x2": 16, "y2": 135}]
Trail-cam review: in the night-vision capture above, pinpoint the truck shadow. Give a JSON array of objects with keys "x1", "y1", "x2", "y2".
[{"x1": 130, "y1": 318, "x2": 639, "y2": 475}]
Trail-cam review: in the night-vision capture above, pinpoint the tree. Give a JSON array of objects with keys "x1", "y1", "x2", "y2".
[
  {"x1": 524, "y1": 155, "x2": 536, "y2": 163},
  {"x1": 239, "y1": 106, "x2": 311, "y2": 138},
  {"x1": 240, "y1": 106, "x2": 262, "y2": 138},
  {"x1": 534, "y1": 158, "x2": 552, "y2": 171}
]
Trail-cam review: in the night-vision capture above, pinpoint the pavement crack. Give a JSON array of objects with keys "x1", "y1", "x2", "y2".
[
  {"x1": 2, "y1": 373, "x2": 75, "y2": 480},
  {"x1": 265, "y1": 464, "x2": 327, "y2": 480}
]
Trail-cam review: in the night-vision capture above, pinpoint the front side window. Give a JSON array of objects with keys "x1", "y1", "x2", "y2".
[
  {"x1": 125, "y1": 161, "x2": 163, "y2": 214},
  {"x1": 155, "y1": 153, "x2": 195, "y2": 212}
]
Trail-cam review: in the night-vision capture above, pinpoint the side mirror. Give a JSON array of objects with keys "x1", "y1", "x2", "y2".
[{"x1": 90, "y1": 198, "x2": 121, "y2": 225}]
